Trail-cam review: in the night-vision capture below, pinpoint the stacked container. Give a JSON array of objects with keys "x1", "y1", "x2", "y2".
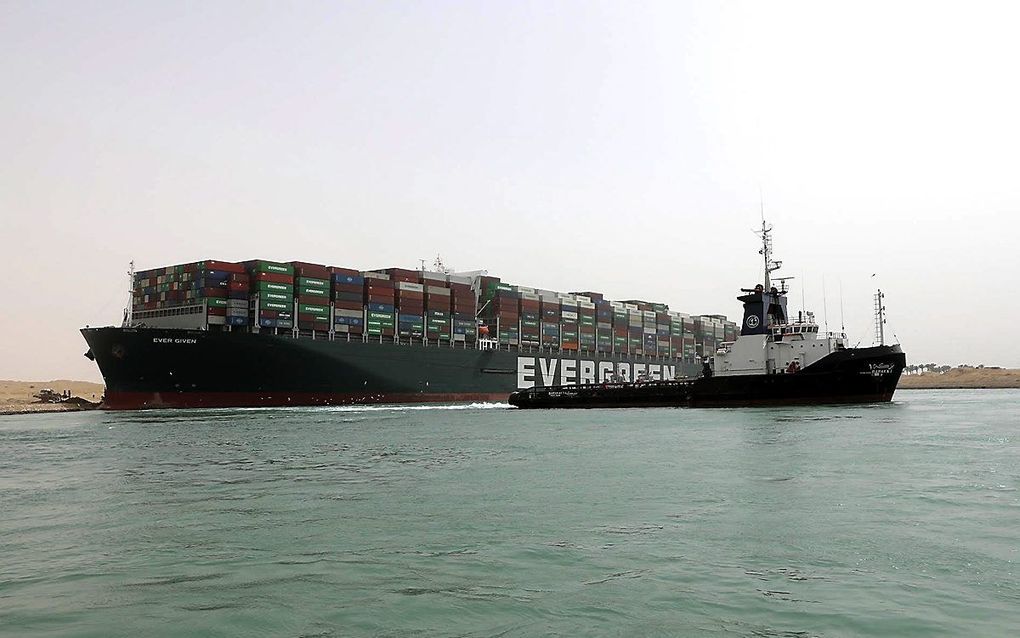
[
  {"x1": 668, "y1": 311, "x2": 687, "y2": 358},
  {"x1": 642, "y1": 310, "x2": 658, "y2": 355},
  {"x1": 424, "y1": 280, "x2": 452, "y2": 341},
  {"x1": 449, "y1": 280, "x2": 476, "y2": 342},
  {"x1": 595, "y1": 301, "x2": 613, "y2": 353},
  {"x1": 493, "y1": 288, "x2": 520, "y2": 344},
  {"x1": 518, "y1": 289, "x2": 541, "y2": 346},
  {"x1": 133, "y1": 260, "x2": 249, "y2": 328},
  {"x1": 225, "y1": 270, "x2": 250, "y2": 327},
  {"x1": 331, "y1": 267, "x2": 364, "y2": 335},
  {"x1": 539, "y1": 295, "x2": 560, "y2": 347},
  {"x1": 291, "y1": 262, "x2": 331, "y2": 332},
  {"x1": 363, "y1": 272, "x2": 396, "y2": 337},
  {"x1": 394, "y1": 280, "x2": 425, "y2": 338},
  {"x1": 626, "y1": 304, "x2": 643, "y2": 354},
  {"x1": 559, "y1": 295, "x2": 579, "y2": 350},
  {"x1": 242, "y1": 260, "x2": 294, "y2": 330},
  {"x1": 578, "y1": 299, "x2": 596, "y2": 351}
]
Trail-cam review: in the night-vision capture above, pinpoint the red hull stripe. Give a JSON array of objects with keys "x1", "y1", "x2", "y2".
[{"x1": 103, "y1": 391, "x2": 512, "y2": 410}]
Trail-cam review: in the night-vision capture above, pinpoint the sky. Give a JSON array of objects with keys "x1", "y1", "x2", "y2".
[{"x1": 1, "y1": 1, "x2": 1018, "y2": 381}]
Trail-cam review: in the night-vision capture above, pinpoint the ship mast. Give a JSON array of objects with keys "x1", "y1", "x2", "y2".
[
  {"x1": 755, "y1": 219, "x2": 782, "y2": 290},
  {"x1": 124, "y1": 260, "x2": 134, "y2": 327},
  {"x1": 874, "y1": 289, "x2": 886, "y2": 346}
]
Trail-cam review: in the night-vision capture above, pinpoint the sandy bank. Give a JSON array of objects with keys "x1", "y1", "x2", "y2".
[
  {"x1": 898, "y1": 368, "x2": 1020, "y2": 389},
  {"x1": 0, "y1": 380, "x2": 105, "y2": 415}
]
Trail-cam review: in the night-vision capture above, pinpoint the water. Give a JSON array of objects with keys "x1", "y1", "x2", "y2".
[{"x1": 1, "y1": 390, "x2": 1018, "y2": 637}]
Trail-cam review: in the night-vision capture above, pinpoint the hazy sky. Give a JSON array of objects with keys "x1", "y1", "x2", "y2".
[{"x1": 2, "y1": 1, "x2": 1018, "y2": 381}]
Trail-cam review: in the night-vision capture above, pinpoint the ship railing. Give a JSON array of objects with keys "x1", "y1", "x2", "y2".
[{"x1": 267, "y1": 326, "x2": 694, "y2": 362}]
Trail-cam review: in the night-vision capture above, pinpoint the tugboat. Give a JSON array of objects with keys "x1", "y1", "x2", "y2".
[{"x1": 508, "y1": 221, "x2": 906, "y2": 408}]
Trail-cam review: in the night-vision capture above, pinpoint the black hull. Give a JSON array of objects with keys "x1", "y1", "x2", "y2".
[
  {"x1": 508, "y1": 345, "x2": 906, "y2": 408},
  {"x1": 81, "y1": 327, "x2": 700, "y2": 410}
]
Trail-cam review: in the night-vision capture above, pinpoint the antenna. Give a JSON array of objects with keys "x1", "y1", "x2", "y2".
[
  {"x1": 839, "y1": 279, "x2": 846, "y2": 336},
  {"x1": 822, "y1": 276, "x2": 830, "y2": 336},
  {"x1": 873, "y1": 289, "x2": 886, "y2": 345},
  {"x1": 418, "y1": 258, "x2": 426, "y2": 272},
  {"x1": 753, "y1": 218, "x2": 782, "y2": 290},
  {"x1": 801, "y1": 271, "x2": 806, "y2": 317}
]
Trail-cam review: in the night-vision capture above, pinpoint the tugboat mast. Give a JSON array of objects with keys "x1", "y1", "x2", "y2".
[
  {"x1": 874, "y1": 289, "x2": 886, "y2": 346},
  {"x1": 756, "y1": 219, "x2": 783, "y2": 290}
]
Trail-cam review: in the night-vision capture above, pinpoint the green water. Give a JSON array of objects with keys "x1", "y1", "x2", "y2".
[{"x1": 1, "y1": 390, "x2": 1018, "y2": 637}]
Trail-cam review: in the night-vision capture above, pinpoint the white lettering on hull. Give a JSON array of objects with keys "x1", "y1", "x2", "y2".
[
  {"x1": 517, "y1": 357, "x2": 536, "y2": 389},
  {"x1": 539, "y1": 358, "x2": 558, "y2": 386},
  {"x1": 516, "y1": 357, "x2": 682, "y2": 388},
  {"x1": 561, "y1": 359, "x2": 576, "y2": 385}
]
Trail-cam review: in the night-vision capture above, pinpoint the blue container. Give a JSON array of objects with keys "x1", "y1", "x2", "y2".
[
  {"x1": 334, "y1": 291, "x2": 362, "y2": 302},
  {"x1": 202, "y1": 270, "x2": 232, "y2": 280},
  {"x1": 226, "y1": 316, "x2": 247, "y2": 327},
  {"x1": 259, "y1": 318, "x2": 278, "y2": 328},
  {"x1": 335, "y1": 316, "x2": 364, "y2": 326},
  {"x1": 332, "y1": 274, "x2": 364, "y2": 286},
  {"x1": 368, "y1": 303, "x2": 394, "y2": 313},
  {"x1": 398, "y1": 313, "x2": 423, "y2": 322}
]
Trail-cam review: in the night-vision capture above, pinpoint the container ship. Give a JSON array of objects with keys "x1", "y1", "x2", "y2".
[{"x1": 82, "y1": 260, "x2": 736, "y2": 409}]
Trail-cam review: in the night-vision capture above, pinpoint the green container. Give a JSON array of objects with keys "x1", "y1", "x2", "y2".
[
  {"x1": 299, "y1": 286, "x2": 329, "y2": 298},
  {"x1": 251, "y1": 260, "x2": 294, "y2": 275},
  {"x1": 205, "y1": 298, "x2": 229, "y2": 308},
  {"x1": 263, "y1": 301, "x2": 291, "y2": 311},
  {"x1": 367, "y1": 311, "x2": 393, "y2": 321},
  {"x1": 257, "y1": 282, "x2": 293, "y2": 295},
  {"x1": 262, "y1": 291, "x2": 291, "y2": 303},
  {"x1": 298, "y1": 276, "x2": 328, "y2": 289},
  {"x1": 298, "y1": 303, "x2": 329, "y2": 314}
]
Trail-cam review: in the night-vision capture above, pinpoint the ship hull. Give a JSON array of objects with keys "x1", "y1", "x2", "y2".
[
  {"x1": 508, "y1": 345, "x2": 906, "y2": 408},
  {"x1": 82, "y1": 327, "x2": 700, "y2": 410}
]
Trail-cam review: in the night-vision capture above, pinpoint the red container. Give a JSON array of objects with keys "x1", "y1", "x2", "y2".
[
  {"x1": 365, "y1": 279, "x2": 395, "y2": 290},
  {"x1": 229, "y1": 281, "x2": 247, "y2": 292},
  {"x1": 395, "y1": 290, "x2": 424, "y2": 301},
  {"x1": 259, "y1": 309, "x2": 279, "y2": 319},
  {"x1": 253, "y1": 272, "x2": 294, "y2": 285},
  {"x1": 334, "y1": 300, "x2": 363, "y2": 311},
  {"x1": 202, "y1": 260, "x2": 246, "y2": 274},
  {"x1": 229, "y1": 273, "x2": 250, "y2": 284},
  {"x1": 449, "y1": 282, "x2": 471, "y2": 293},
  {"x1": 207, "y1": 307, "x2": 227, "y2": 316},
  {"x1": 291, "y1": 261, "x2": 330, "y2": 279},
  {"x1": 200, "y1": 287, "x2": 227, "y2": 298},
  {"x1": 366, "y1": 293, "x2": 394, "y2": 304},
  {"x1": 333, "y1": 283, "x2": 362, "y2": 294}
]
